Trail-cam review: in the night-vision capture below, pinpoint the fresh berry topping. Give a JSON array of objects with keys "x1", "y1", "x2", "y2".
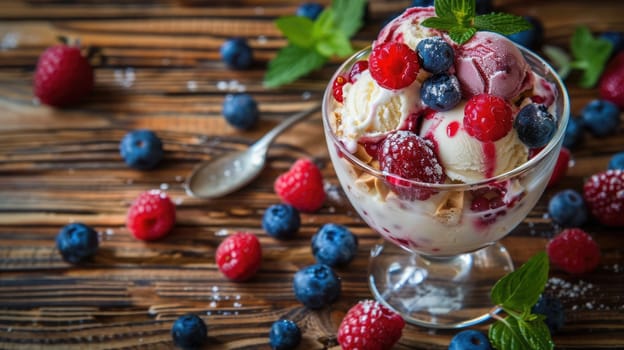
[
  {"x1": 416, "y1": 36, "x2": 454, "y2": 74},
  {"x1": 547, "y1": 147, "x2": 571, "y2": 188},
  {"x1": 295, "y1": 2, "x2": 324, "y2": 20},
  {"x1": 369, "y1": 42, "x2": 420, "y2": 90},
  {"x1": 532, "y1": 294, "x2": 565, "y2": 334},
  {"x1": 608, "y1": 151, "x2": 624, "y2": 170},
  {"x1": 126, "y1": 190, "x2": 176, "y2": 241},
  {"x1": 222, "y1": 93, "x2": 259, "y2": 130},
  {"x1": 269, "y1": 319, "x2": 302, "y2": 350},
  {"x1": 421, "y1": 73, "x2": 462, "y2": 111},
  {"x1": 33, "y1": 44, "x2": 94, "y2": 107},
  {"x1": 292, "y1": 263, "x2": 341, "y2": 309},
  {"x1": 220, "y1": 37, "x2": 253, "y2": 69},
  {"x1": 563, "y1": 116, "x2": 584, "y2": 149},
  {"x1": 332, "y1": 75, "x2": 348, "y2": 103},
  {"x1": 215, "y1": 232, "x2": 262, "y2": 282},
  {"x1": 580, "y1": 99, "x2": 621, "y2": 137},
  {"x1": 507, "y1": 16, "x2": 544, "y2": 50},
  {"x1": 548, "y1": 189, "x2": 588, "y2": 227},
  {"x1": 348, "y1": 60, "x2": 369, "y2": 83},
  {"x1": 311, "y1": 223, "x2": 358, "y2": 267},
  {"x1": 583, "y1": 169, "x2": 624, "y2": 227},
  {"x1": 262, "y1": 203, "x2": 301, "y2": 240},
  {"x1": 171, "y1": 314, "x2": 207, "y2": 350},
  {"x1": 119, "y1": 129, "x2": 164, "y2": 170},
  {"x1": 464, "y1": 94, "x2": 514, "y2": 142},
  {"x1": 378, "y1": 130, "x2": 445, "y2": 200},
  {"x1": 599, "y1": 52, "x2": 624, "y2": 109},
  {"x1": 56, "y1": 222, "x2": 99, "y2": 264},
  {"x1": 274, "y1": 158, "x2": 326, "y2": 212},
  {"x1": 448, "y1": 330, "x2": 492, "y2": 350},
  {"x1": 547, "y1": 228, "x2": 601, "y2": 274},
  {"x1": 513, "y1": 103, "x2": 556, "y2": 148},
  {"x1": 337, "y1": 300, "x2": 405, "y2": 350}
]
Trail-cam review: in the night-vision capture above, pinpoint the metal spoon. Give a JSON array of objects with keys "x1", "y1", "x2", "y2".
[{"x1": 185, "y1": 103, "x2": 322, "y2": 199}]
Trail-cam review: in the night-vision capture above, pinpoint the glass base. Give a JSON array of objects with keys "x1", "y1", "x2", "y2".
[{"x1": 368, "y1": 241, "x2": 514, "y2": 329}]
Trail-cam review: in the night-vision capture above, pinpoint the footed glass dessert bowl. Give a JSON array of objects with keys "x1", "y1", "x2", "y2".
[{"x1": 322, "y1": 45, "x2": 569, "y2": 329}]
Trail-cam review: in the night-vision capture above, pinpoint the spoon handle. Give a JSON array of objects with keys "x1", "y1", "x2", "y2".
[{"x1": 253, "y1": 103, "x2": 322, "y2": 150}]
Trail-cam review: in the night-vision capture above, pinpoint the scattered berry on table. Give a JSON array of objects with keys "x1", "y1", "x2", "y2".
[
  {"x1": 337, "y1": 299, "x2": 405, "y2": 350},
  {"x1": 378, "y1": 130, "x2": 445, "y2": 200},
  {"x1": 563, "y1": 116, "x2": 584, "y2": 149},
  {"x1": 547, "y1": 228, "x2": 601, "y2": 275},
  {"x1": 220, "y1": 37, "x2": 253, "y2": 69},
  {"x1": 420, "y1": 73, "x2": 462, "y2": 111},
  {"x1": 580, "y1": 99, "x2": 621, "y2": 137},
  {"x1": 599, "y1": 52, "x2": 624, "y2": 109},
  {"x1": 222, "y1": 93, "x2": 259, "y2": 130},
  {"x1": 583, "y1": 169, "x2": 624, "y2": 227},
  {"x1": 369, "y1": 42, "x2": 420, "y2": 90},
  {"x1": 547, "y1": 147, "x2": 571, "y2": 188},
  {"x1": 126, "y1": 190, "x2": 176, "y2": 241},
  {"x1": 599, "y1": 31, "x2": 624, "y2": 55},
  {"x1": 262, "y1": 203, "x2": 301, "y2": 240},
  {"x1": 513, "y1": 103, "x2": 556, "y2": 148},
  {"x1": 269, "y1": 319, "x2": 301, "y2": 350},
  {"x1": 33, "y1": 44, "x2": 94, "y2": 107},
  {"x1": 417, "y1": 36, "x2": 454, "y2": 74},
  {"x1": 215, "y1": 232, "x2": 262, "y2": 282},
  {"x1": 464, "y1": 94, "x2": 514, "y2": 142},
  {"x1": 532, "y1": 294, "x2": 565, "y2": 334},
  {"x1": 548, "y1": 189, "x2": 588, "y2": 227},
  {"x1": 311, "y1": 223, "x2": 358, "y2": 267},
  {"x1": 171, "y1": 314, "x2": 207, "y2": 350},
  {"x1": 274, "y1": 158, "x2": 326, "y2": 213},
  {"x1": 56, "y1": 222, "x2": 99, "y2": 264},
  {"x1": 448, "y1": 329, "x2": 492, "y2": 350},
  {"x1": 292, "y1": 263, "x2": 340, "y2": 309},
  {"x1": 119, "y1": 129, "x2": 164, "y2": 170},
  {"x1": 507, "y1": 16, "x2": 544, "y2": 50},
  {"x1": 295, "y1": 2, "x2": 323, "y2": 20},
  {"x1": 608, "y1": 151, "x2": 624, "y2": 170}
]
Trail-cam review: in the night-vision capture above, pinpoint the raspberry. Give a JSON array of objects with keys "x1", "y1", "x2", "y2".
[
  {"x1": 599, "y1": 51, "x2": 624, "y2": 109},
  {"x1": 369, "y1": 42, "x2": 420, "y2": 90},
  {"x1": 215, "y1": 232, "x2": 262, "y2": 281},
  {"x1": 464, "y1": 94, "x2": 513, "y2": 142},
  {"x1": 470, "y1": 186, "x2": 506, "y2": 226},
  {"x1": 126, "y1": 190, "x2": 176, "y2": 241},
  {"x1": 378, "y1": 130, "x2": 445, "y2": 200},
  {"x1": 332, "y1": 75, "x2": 347, "y2": 103},
  {"x1": 583, "y1": 169, "x2": 624, "y2": 227},
  {"x1": 547, "y1": 228, "x2": 601, "y2": 274},
  {"x1": 547, "y1": 147, "x2": 571, "y2": 187},
  {"x1": 274, "y1": 158, "x2": 326, "y2": 212},
  {"x1": 337, "y1": 300, "x2": 405, "y2": 350},
  {"x1": 348, "y1": 60, "x2": 369, "y2": 83}
]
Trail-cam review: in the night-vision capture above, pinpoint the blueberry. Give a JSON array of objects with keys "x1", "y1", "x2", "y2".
[
  {"x1": 119, "y1": 129, "x2": 164, "y2": 170},
  {"x1": 548, "y1": 189, "x2": 588, "y2": 227},
  {"x1": 420, "y1": 73, "x2": 462, "y2": 111},
  {"x1": 599, "y1": 31, "x2": 624, "y2": 56},
  {"x1": 417, "y1": 37, "x2": 454, "y2": 74},
  {"x1": 608, "y1": 151, "x2": 624, "y2": 170},
  {"x1": 513, "y1": 103, "x2": 556, "y2": 148},
  {"x1": 262, "y1": 204, "x2": 301, "y2": 240},
  {"x1": 411, "y1": 0, "x2": 434, "y2": 6},
  {"x1": 580, "y1": 99, "x2": 621, "y2": 137},
  {"x1": 220, "y1": 37, "x2": 253, "y2": 70},
  {"x1": 475, "y1": 0, "x2": 493, "y2": 14},
  {"x1": 296, "y1": 2, "x2": 324, "y2": 20},
  {"x1": 56, "y1": 223, "x2": 99, "y2": 264},
  {"x1": 292, "y1": 264, "x2": 341, "y2": 309},
  {"x1": 311, "y1": 224, "x2": 358, "y2": 267},
  {"x1": 532, "y1": 294, "x2": 565, "y2": 334},
  {"x1": 563, "y1": 116, "x2": 584, "y2": 149},
  {"x1": 171, "y1": 314, "x2": 207, "y2": 350},
  {"x1": 507, "y1": 16, "x2": 544, "y2": 50},
  {"x1": 222, "y1": 93, "x2": 259, "y2": 130},
  {"x1": 448, "y1": 330, "x2": 492, "y2": 350},
  {"x1": 269, "y1": 319, "x2": 301, "y2": 350}
]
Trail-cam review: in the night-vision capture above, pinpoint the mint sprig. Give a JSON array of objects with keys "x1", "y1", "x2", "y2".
[
  {"x1": 488, "y1": 252, "x2": 554, "y2": 350},
  {"x1": 422, "y1": 0, "x2": 531, "y2": 45},
  {"x1": 264, "y1": 0, "x2": 367, "y2": 88},
  {"x1": 543, "y1": 26, "x2": 613, "y2": 88}
]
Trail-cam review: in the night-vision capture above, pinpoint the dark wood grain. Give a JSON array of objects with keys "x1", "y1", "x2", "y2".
[{"x1": 1, "y1": 0, "x2": 623, "y2": 349}]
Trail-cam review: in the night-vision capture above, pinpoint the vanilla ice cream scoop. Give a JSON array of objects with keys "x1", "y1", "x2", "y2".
[{"x1": 374, "y1": 6, "x2": 440, "y2": 50}]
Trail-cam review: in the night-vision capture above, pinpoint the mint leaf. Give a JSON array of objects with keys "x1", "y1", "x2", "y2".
[
  {"x1": 570, "y1": 26, "x2": 613, "y2": 88},
  {"x1": 489, "y1": 316, "x2": 553, "y2": 350},
  {"x1": 264, "y1": 44, "x2": 326, "y2": 88},
  {"x1": 421, "y1": 16, "x2": 457, "y2": 31},
  {"x1": 450, "y1": 0, "x2": 475, "y2": 27},
  {"x1": 433, "y1": 0, "x2": 455, "y2": 19},
  {"x1": 275, "y1": 16, "x2": 315, "y2": 48},
  {"x1": 518, "y1": 317, "x2": 554, "y2": 350},
  {"x1": 491, "y1": 252, "x2": 549, "y2": 314},
  {"x1": 474, "y1": 13, "x2": 532, "y2": 35},
  {"x1": 331, "y1": 0, "x2": 367, "y2": 37},
  {"x1": 311, "y1": 9, "x2": 335, "y2": 41},
  {"x1": 316, "y1": 31, "x2": 352, "y2": 58},
  {"x1": 449, "y1": 27, "x2": 477, "y2": 45}
]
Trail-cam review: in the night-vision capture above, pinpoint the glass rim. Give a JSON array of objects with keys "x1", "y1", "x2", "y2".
[{"x1": 322, "y1": 45, "x2": 571, "y2": 191}]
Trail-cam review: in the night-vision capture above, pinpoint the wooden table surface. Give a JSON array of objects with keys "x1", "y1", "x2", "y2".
[{"x1": 1, "y1": 0, "x2": 623, "y2": 349}]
